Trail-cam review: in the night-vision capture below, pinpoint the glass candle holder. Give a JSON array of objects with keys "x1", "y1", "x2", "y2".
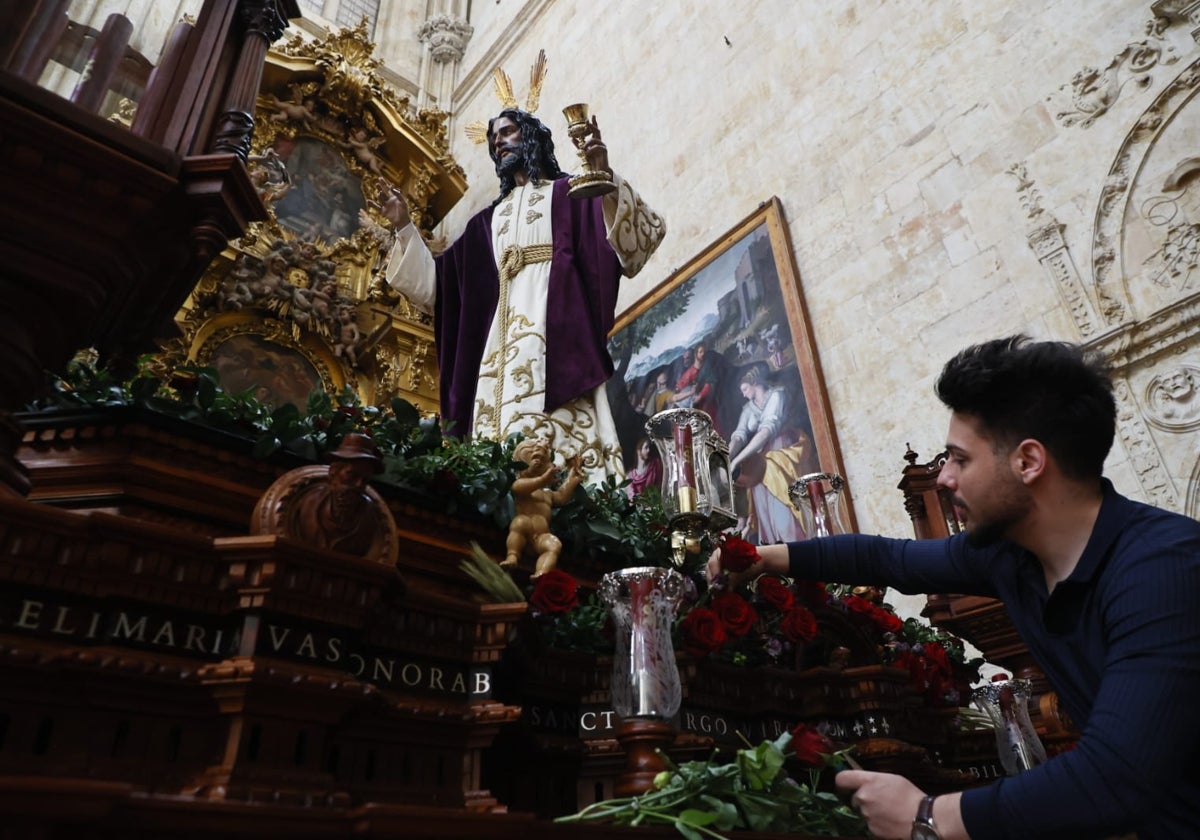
[
  {"x1": 971, "y1": 678, "x2": 1048, "y2": 775},
  {"x1": 599, "y1": 566, "x2": 685, "y2": 719},
  {"x1": 789, "y1": 472, "x2": 851, "y2": 538},
  {"x1": 646, "y1": 408, "x2": 736, "y2": 540}
]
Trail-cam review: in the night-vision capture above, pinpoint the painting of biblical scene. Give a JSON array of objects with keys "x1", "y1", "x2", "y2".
[
  {"x1": 209, "y1": 333, "x2": 321, "y2": 409},
  {"x1": 606, "y1": 197, "x2": 853, "y2": 544},
  {"x1": 270, "y1": 135, "x2": 366, "y2": 242}
]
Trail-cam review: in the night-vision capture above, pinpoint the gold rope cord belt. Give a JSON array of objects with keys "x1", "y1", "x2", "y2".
[
  {"x1": 493, "y1": 243, "x2": 555, "y2": 416},
  {"x1": 498, "y1": 243, "x2": 554, "y2": 284}
]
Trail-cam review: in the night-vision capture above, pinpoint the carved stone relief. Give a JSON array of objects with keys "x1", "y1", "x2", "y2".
[
  {"x1": 1144, "y1": 361, "x2": 1200, "y2": 429},
  {"x1": 1092, "y1": 57, "x2": 1200, "y2": 326},
  {"x1": 1113, "y1": 378, "x2": 1180, "y2": 510},
  {"x1": 1152, "y1": 0, "x2": 1200, "y2": 45},
  {"x1": 1189, "y1": 445, "x2": 1200, "y2": 519},
  {"x1": 418, "y1": 15, "x2": 474, "y2": 64},
  {"x1": 1092, "y1": 53, "x2": 1200, "y2": 515},
  {"x1": 1009, "y1": 162, "x2": 1102, "y2": 339},
  {"x1": 1118, "y1": 350, "x2": 1200, "y2": 511},
  {"x1": 1048, "y1": 13, "x2": 1178, "y2": 128},
  {"x1": 1019, "y1": 52, "x2": 1200, "y2": 514}
]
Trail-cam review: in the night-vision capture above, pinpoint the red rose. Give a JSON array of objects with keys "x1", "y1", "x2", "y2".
[
  {"x1": 429, "y1": 467, "x2": 459, "y2": 496},
  {"x1": 922, "y1": 641, "x2": 951, "y2": 676},
  {"x1": 710, "y1": 592, "x2": 758, "y2": 637},
  {"x1": 679, "y1": 607, "x2": 728, "y2": 657},
  {"x1": 794, "y1": 579, "x2": 830, "y2": 606},
  {"x1": 891, "y1": 649, "x2": 917, "y2": 673},
  {"x1": 843, "y1": 594, "x2": 875, "y2": 615},
  {"x1": 789, "y1": 723, "x2": 835, "y2": 767},
  {"x1": 718, "y1": 534, "x2": 760, "y2": 573},
  {"x1": 780, "y1": 605, "x2": 819, "y2": 643},
  {"x1": 757, "y1": 576, "x2": 795, "y2": 611},
  {"x1": 895, "y1": 650, "x2": 933, "y2": 691},
  {"x1": 927, "y1": 672, "x2": 956, "y2": 706},
  {"x1": 529, "y1": 569, "x2": 579, "y2": 614},
  {"x1": 871, "y1": 607, "x2": 904, "y2": 635}
]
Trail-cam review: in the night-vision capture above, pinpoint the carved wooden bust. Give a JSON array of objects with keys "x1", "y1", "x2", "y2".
[{"x1": 252, "y1": 433, "x2": 398, "y2": 565}]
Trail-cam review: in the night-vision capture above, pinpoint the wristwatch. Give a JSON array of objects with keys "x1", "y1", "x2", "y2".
[{"x1": 911, "y1": 794, "x2": 942, "y2": 840}]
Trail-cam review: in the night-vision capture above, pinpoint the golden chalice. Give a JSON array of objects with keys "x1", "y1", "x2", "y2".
[{"x1": 562, "y1": 103, "x2": 617, "y2": 199}]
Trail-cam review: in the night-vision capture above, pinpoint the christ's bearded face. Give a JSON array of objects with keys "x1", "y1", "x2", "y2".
[{"x1": 490, "y1": 116, "x2": 525, "y2": 178}]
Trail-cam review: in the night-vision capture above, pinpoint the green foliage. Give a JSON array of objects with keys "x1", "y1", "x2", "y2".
[
  {"x1": 556, "y1": 732, "x2": 867, "y2": 839},
  {"x1": 34, "y1": 358, "x2": 523, "y2": 525},
  {"x1": 896, "y1": 616, "x2": 979, "y2": 670},
  {"x1": 33, "y1": 360, "x2": 673, "y2": 560},
  {"x1": 551, "y1": 479, "x2": 674, "y2": 570},
  {"x1": 532, "y1": 592, "x2": 612, "y2": 655},
  {"x1": 383, "y1": 433, "x2": 520, "y2": 527}
]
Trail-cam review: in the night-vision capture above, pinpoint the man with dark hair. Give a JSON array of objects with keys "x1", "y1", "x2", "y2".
[
  {"x1": 708, "y1": 335, "x2": 1200, "y2": 839},
  {"x1": 380, "y1": 108, "x2": 665, "y2": 483}
]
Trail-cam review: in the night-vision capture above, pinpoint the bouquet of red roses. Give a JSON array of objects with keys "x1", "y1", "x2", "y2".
[{"x1": 678, "y1": 535, "x2": 821, "y2": 668}]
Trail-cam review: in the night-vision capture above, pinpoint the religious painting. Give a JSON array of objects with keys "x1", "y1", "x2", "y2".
[
  {"x1": 606, "y1": 197, "x2": 854, "y2": 542},
  {"x1": 269, "y1": 135, "x2": 366, "y2": 242},
  {"x1": 207, "y1": 333, "x2": 322, "y2": 410}
]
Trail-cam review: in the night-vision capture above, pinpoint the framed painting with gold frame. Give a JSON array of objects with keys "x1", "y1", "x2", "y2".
[
  {"x1": 606, "y1": 197, "x2": 855, "y2": 540},
  {"x1": 194, "y1": 318, "x2": 339, "y2": 409}
]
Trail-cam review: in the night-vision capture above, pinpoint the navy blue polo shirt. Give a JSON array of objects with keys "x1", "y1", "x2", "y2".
[{"x1": 787, "y1": 480, "x2": 1200, "y2": 838}]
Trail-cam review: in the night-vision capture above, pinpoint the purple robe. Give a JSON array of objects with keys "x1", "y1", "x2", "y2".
[{"x1": 432, "y1": 176, "x2": 623, "y2": 437}]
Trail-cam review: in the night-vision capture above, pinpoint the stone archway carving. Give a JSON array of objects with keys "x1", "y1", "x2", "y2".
[{"x1": 1083, "y1": 55, "x2": 1200, "y2": 515}]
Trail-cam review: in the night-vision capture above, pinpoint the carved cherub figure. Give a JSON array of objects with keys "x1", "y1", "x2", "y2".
[
  {"x1": 219, "y1": 256, "x2": 258, "y2": 310},
  {"x1": 340, "y1": 127, "x2": 386, "y2": 175},
  {"x1": 333, "y1": 305, "x2": 362, "y2": 368},
  {"x1": 256, "y1": 250, "x2": 291, "y2": 298},
  {"x1": 503, "y1": 438, "x2": 584, "y2": 578},
  {"x1": 247, "y1": 148, "x2": 291, "y2": 204},
  {"x1": 265, "y1": 85, "x2": 317, "y2": 127},
  {"x1": 218, "y1": 272, "x2": 253, "y2": 310},
  {"x1": 304, "y1": 273, "x2": 336, "y2": 324}
]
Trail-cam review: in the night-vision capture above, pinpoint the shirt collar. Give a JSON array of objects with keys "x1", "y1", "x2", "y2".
[{"x1": 1064, "y1": 478, "x2": 1133, "y2": 584}]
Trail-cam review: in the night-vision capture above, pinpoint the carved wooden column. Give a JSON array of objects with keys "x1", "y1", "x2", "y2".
[
  {"x1": 2, "y1": 0, "x2": 70, "y2": 82},
  {"x1": 69, "y1": 13, "x2": 134, "y2": 113},
  {"x1": 212, "y1": 0, "x2": 291, "y2": 162},
  {"x1": 897, "y1": 445, "x2": 959, "y2": 541}
]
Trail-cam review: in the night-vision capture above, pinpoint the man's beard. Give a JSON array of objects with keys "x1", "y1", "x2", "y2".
[
  {"x1": 495, "y1": 149, "x2": 528, "y2": 180},
  {"x1": 962, "y1": 476, "x2": 1032, "y2": 548}
]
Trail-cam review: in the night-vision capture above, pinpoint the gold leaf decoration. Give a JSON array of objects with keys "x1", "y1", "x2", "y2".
[
  {"x1": 492, "y1": 66, "x2": 518, "y2": 110},
  {"x1": 464, "y1": 120, "x2": 488, "y2": 145},
  {"x1": 525, "y1": 49, "x2": 547, "y2": 113}
]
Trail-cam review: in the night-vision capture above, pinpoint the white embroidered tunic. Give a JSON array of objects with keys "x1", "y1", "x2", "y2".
[{"x1": 388, "y1": 172, "x2": 665, "y2": 484}]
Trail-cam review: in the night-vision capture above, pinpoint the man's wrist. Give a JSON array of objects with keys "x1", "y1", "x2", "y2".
[{"x1": 911, "y1": 793, "x2": 941, "y2": 840}]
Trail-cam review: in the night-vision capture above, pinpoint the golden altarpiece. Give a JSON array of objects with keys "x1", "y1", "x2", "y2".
[{"x1": 155, "y1": 21, "x2": 459, "y2": 417}]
